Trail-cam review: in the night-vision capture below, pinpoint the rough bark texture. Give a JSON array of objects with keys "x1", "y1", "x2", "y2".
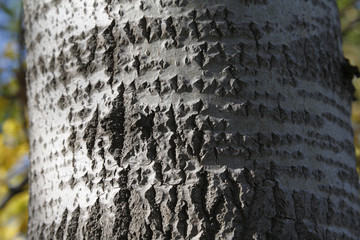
[{"x1": 24, "y1": 0, "x2": 360, "y2": 239}]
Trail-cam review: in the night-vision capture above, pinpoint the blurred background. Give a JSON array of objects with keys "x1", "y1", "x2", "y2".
[
  {"x1": 0, "y1": 0, "x2": 360, "y2": 239},
  {"x1": 0, "y1": 0, "x2": 28, "y2": 239}
]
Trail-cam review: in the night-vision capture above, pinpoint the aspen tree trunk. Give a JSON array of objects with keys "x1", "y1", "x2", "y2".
[{"x1": 24, "y1": 0, "x2": 360, "y2": 239}]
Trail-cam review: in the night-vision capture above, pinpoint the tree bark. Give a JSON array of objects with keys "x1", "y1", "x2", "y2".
[{"x1": 24, "y1": 0, "x2": 360, "y2": 239}]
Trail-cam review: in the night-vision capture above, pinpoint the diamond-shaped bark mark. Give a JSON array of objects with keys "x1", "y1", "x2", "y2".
[
  {"x1": 270, "y1": 55, "x2": 279, "y2": 69},
  {"x1": 191, "y1": 129, "x2": 205, "y2": 158},
  {"x1": 149, "y1": 19, "x2": 162, "y2": 42},
  {"x1": 97, "y1": 138, "x2": 105, "y2": 161},
  {"x1": 184, "y1": 114, "x2": 197, "y2": 128},
  {"x1": 199, "y1": 42, "x2": 208, "y2": 52},
  {"x1": 139, "y1": 16, "x2": 151, "y2": 42},
  {"x1": 244, "y1": 101, "x2": 252, "y2": 116},
  {"x1": 57, "y1": 95, "x2": 70, "y2": 110},
  {"x1": 49, "y1": 54, "x2": 55, "y2": 72},
  {"x1": 193, "y1": 51, "x2": 205, "y2": 67},
  {"x1": 184, "y1": 56, "x2": 190, "y2": 65},
  {"x1": 153, "y1": 77, "x2": 161, "y2": 94},
  {"x1": 124, "y1": 21, "x2": 135, "y2": 44},
  {"x1": 202, "y1": 79, "x2": 218, "y2": 93},
  {"x1": 215, "y1": 118, "x2": 228, "y2": 131},
  {"x1": 215, "y1": 86, "x2": 226, "y2": 97},
  {"x1": 224, "y1": 8, "x2": 237, "y2": 34},
  {"x1": 193, "y1": 78, "x2": 204, "y2": 92},
  {"x1": 159, "y1": 59, "x2": 170, "y2": 69},
  {"x1": 277, "y1": 104, "x2": 288, "y2": 123},
  {"x1": 249, "y1": 22, "x2": 262, "y2": 42},
  {"x1": 68, "y1": 127, "x2": 76, "y2": 154},
  {"x1": 165, "y1": 105, "x2": 178, "y2": 131},
  {"x1": 211, "y1": 20, "x2": 223, "y2": 38},
  {"x1": 103, "y1": 21, "x2": 115, "y2": 84},
  {"x1": 69, "y1": 43, "x2": 80, "y2": 57},
  {"x1": 86, "y1": 26, "x2": 98, "y2": 63},
  {"x1": 232, "y1": 78, "x2": 248, "y2": 96},
  {"x1": 165, "y1": 16, "x2": 177, "y2": 40},
  {"x1": 204, "y1": 8, "x2": 213, "y2": 19},
  {"x1": 189, "y1": 20, "x2": 200, "y2": 39},
  {"x1": 133, "y1": 56, "x2": 141, "y2": 75},
  {"x1": 192, "y1": 99, "x2": 204, "y2": 112},
  {"x1": 128, "y1": 80, "x2": 137, "y2": 92},
  {"x1": 221, "y1": 65, "x2": 237, "y2": 78},
  {"x1": 177, "y1": 80, "x2": 187, "y2": 93},
  {"x1": 259, "y1": 104, "x2": 267, "y2": 118},
  {"x1": 257, "y1": 54, "x2": 268, "y2": 69},
  {"x1": 169, "y1": 75, "x2": 178, "y2": 91},
  {"x1": 144, "y1": 186, "x2": 163, "y2": 232},
  {"x1": 133, "y1": 111, "x2": 155, "y2": 140},
  {"x1": 199, "y1": 116, "x2": 213, "y2": 131},
  {"x1": 168, "y1": 133, "x2": 177, "y2": 166}
]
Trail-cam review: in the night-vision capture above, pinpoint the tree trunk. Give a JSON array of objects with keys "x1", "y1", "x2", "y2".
[{"x1": 24, "y1": 0, "x2": 360, "y2": 239}]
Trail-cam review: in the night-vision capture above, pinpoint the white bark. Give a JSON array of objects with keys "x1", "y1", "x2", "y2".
[{"x1": 24, "y1": 0, "x2": 360, "y2": 239}]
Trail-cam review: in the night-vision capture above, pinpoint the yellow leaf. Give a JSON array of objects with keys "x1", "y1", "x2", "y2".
[
  {"x1": 2, "y1": 119, "x2": 21, "y2": 138},
  {"x1": 3, "y1": 42, "x2": 17, "y2": 60},
  {"x1": 0, "y1": 191, "x2": 28, "y2": 239}
]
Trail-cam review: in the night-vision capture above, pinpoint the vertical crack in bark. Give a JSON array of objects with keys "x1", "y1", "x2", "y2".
[
  {"x1": 240, "y1": 167, "x2": 259, "y2": 238},
  {"x1": 208, "y1": 194, "x2": 224, "y2": 238},
  {"x1": 189, "y1": 10, "x2": 200, "y2": 39},
  {"x1": 39, "y1": 224, "x2": 45, "y2": 240},
  {"x1": 66, "y1": 206, "x2": 80, "y2": 240},
  {"x1": 249, "y1": 22, "x2": 261, "y2": 49},
  {"x1": 74, "y1": 26, "x2": 98, "y2": 76},
  {"x1": 101, "y1": 84, "x2": 125, "y2": 166},
  {"x1": 224, "y1": 169, "x2": 244, "y2": 238},
  {"x1": 166, "y1": 105, "x2": 185, "y2": 182},
  {"x1": 113, "y1": 168, "x2": 131, "y2": 239},
  {"x1": 192, "y1": 128, "x2": 205, "y2": 161},
  {"x1": 144, "y1": 186, "x2": 163, "y2": 237},
  {"x1": 139, "y1": 16, "x2": 151, "y2": 43},
  {"x1": 168, "y1": 185, "x2": 178, "y2": 213},
  {"x1": 93, "y1": 138, "x2": 105, "y2": 173},
  {"x1": 68, "y1": 124, "x2": 76, "y2": 170},
  {"x1": 165, "y1": 16, "x2": 177, "y2": 41},
  {"x1": 86, "y1": 26, "x2": 98, "y2": 67},
  {"x1": 48, "y1": 222, "x2": 55, "y2": 240},
  {"x1": 177, "y1": 200, "x2": 189, "y2": 238},
  {"x1": 133, "y1": 55, "x2": 141, "y2": 76},
  {"x1": 189, "y1": 169, "x2": 217, "y2": 238},
  {"x1": 168, "y1": 133, "x2": 177, "y2": 167},
  {"x1": 103, "y1": 20, "x2": 116, "y2": 87},
  {"x1": 83, "y1": 107, "x2": 99, "y2": 158},
  {"x1": 55, "y1": 209, "x2": 68, "y2": 240},
  {"x1": 124, "y1": 21, "x2": 135, "y2": 44},
  {"x1": 86, "y1": 199, "x2": 102, "y2": 240}
]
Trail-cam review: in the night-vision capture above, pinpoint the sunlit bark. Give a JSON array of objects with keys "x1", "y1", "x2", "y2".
[{"x1": 24, "y1": 0, "x2": 360, "y2": 239}]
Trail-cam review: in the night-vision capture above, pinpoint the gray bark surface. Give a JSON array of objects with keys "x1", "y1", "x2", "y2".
[{"x1": 24, "y1": 0, "x2": 360, "y2": 239}]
